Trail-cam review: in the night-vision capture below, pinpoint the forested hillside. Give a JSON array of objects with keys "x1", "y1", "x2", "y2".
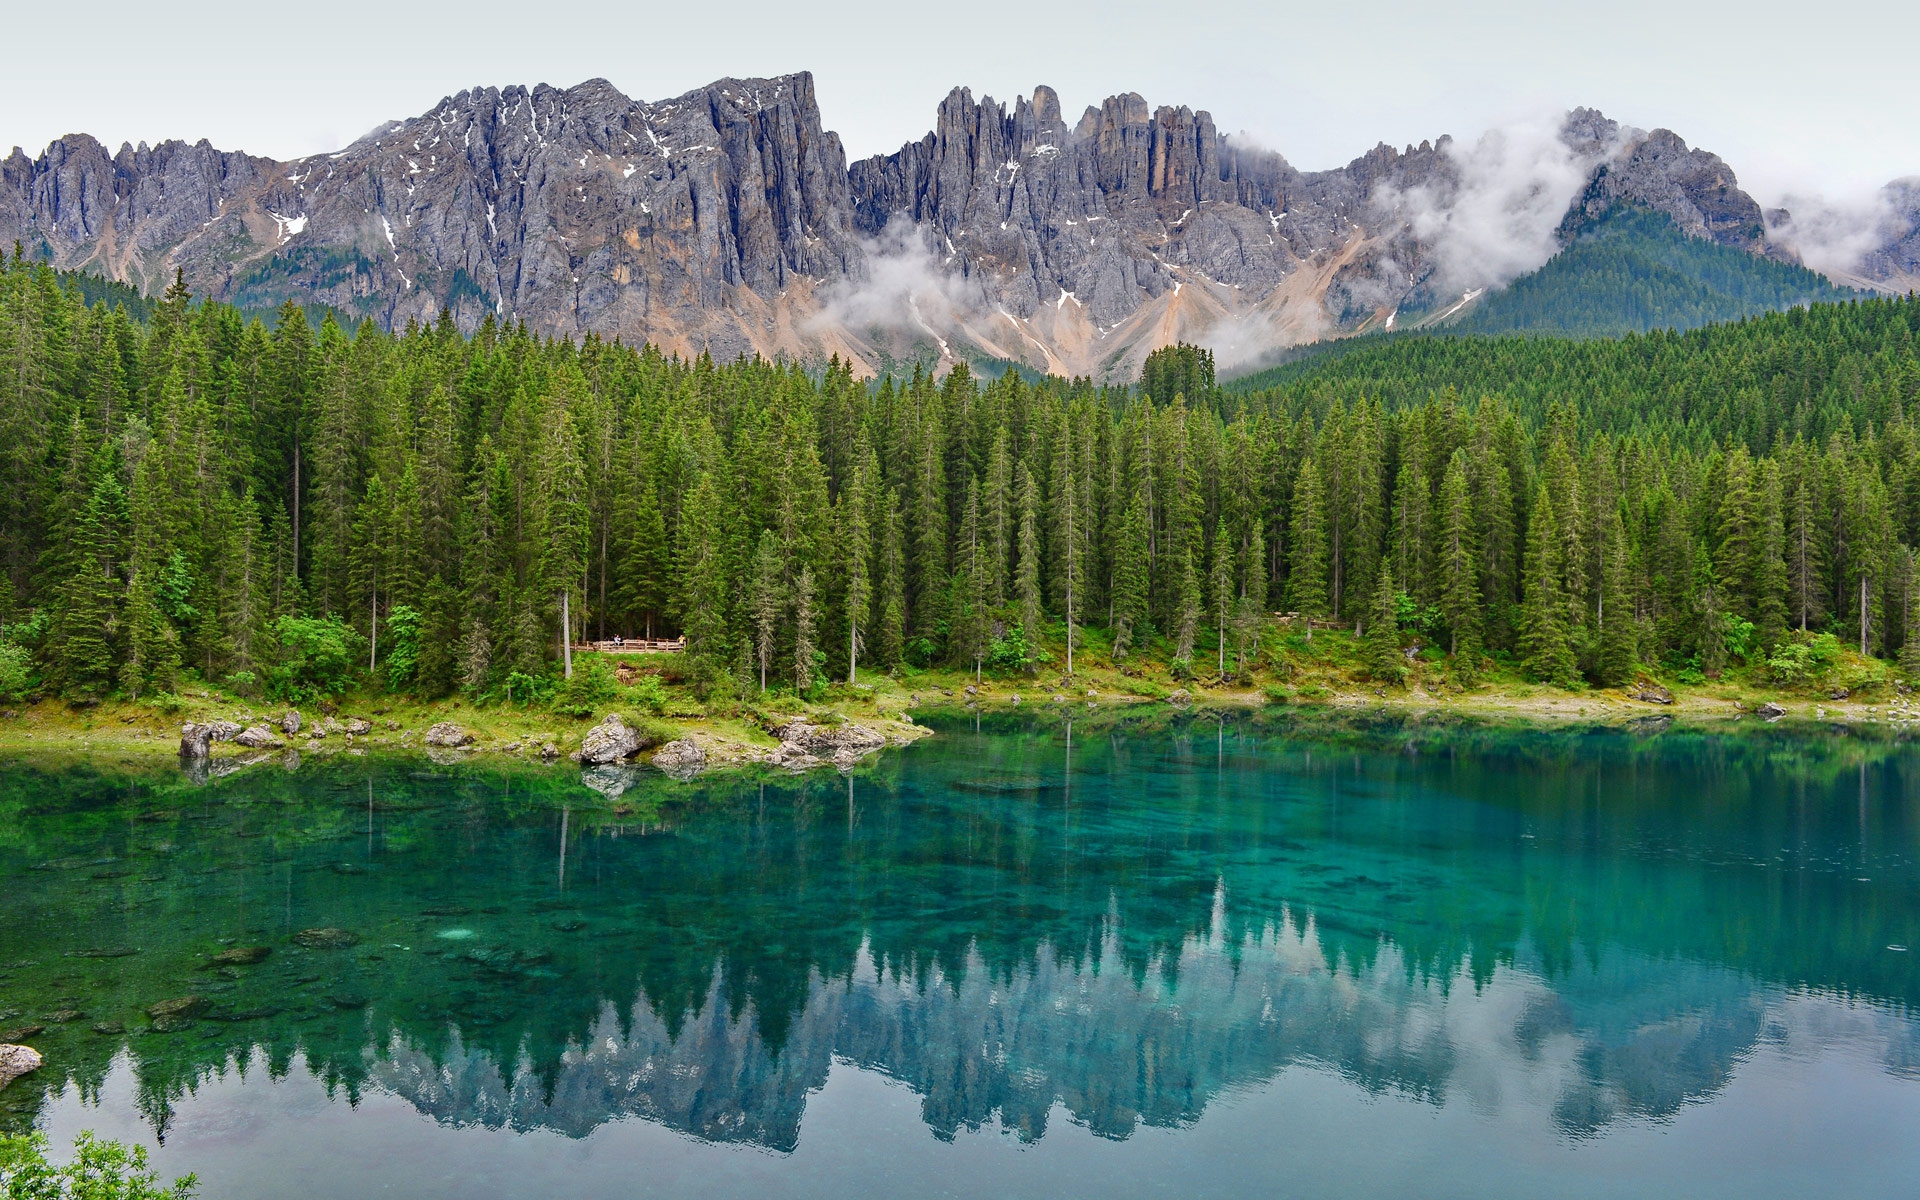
[
  {"x1": 1446, "y1": 207, "x2": 1859, "y2": 337},
  {"x1": 2, "y1": 248, "x2": 1920, "y2": 709}
]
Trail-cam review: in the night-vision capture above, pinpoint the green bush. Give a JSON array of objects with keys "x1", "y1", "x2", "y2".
[
  {"x1": 552, "y1": 659, "x2": 618, "y2": 718},
  {"x1": 1, "y1": 1130, "x2": 197, "y2": 1199},
  {"x1": 383, "y1": 605, "x2": 422, "y2": 692},
  {"x1": 0, "y1": 640, "x2": 33, "y2": 702},
  {"x1": 265, "y1": 616, "x2": 365, "y2": 702},
  {"x1": 987, "y1": 625, "x2": 1046, "y2": 673},
  {"x1": 626, "y1": 673, "x2": 668, "y2": 715}
]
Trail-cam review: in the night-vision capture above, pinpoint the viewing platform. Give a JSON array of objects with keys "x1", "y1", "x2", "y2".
[{"x1": 573, "y1": 638, "x2": 686, "y2": 655}]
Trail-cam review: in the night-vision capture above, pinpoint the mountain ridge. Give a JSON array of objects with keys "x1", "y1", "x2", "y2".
[{"x1": 5, "y1": 73, "x2": 1912, "y2": 380}]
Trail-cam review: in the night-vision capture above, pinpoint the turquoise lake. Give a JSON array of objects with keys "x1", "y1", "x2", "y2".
[{"x1": 3, "y1": 710, "x2": 1918, "y2": 1198}]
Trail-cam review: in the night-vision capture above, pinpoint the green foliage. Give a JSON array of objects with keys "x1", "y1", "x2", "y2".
[
  {"x1": 0, "y1": 640, "x2": 32, "y2": 701},
  {"x1": 1722, "y1": 613, "x2": 1758, "y2": 665},
  {"x1": 0, "y1": 1130, "x2": 198, "y2": 1200},
  {"x1": 1767, "y1": 631, "x2": 1844, "y2": 686},
  {"x1": 155, "y1": 550, "x2": 199, "y2": 627},
  {"x1": 383, "y1": 605, "x2": 422, "y2": 692},
  {"x1": 1364, "y1": 571, "x2": 1407, "y2": 685},
  {"x1": 986, "y1": 624, "x2": 1043, "y2": 674},
  {"x1": 503, "y1": 669, "x2": 556, "y2": 708},
  {"x1": 4, "y1": 251, "x2": 1920, "y2": 710},
  {"x1": 552, "y1": 658, "x2": 618, "y2": 718},
  {"x1": 1450, "y1": 207, "x2": 1858, "y2": 338},
  {"x1": 265, "y1": 615, "x2": 366, "y2": 702}
]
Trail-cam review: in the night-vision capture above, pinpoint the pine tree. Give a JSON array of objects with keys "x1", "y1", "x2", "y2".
[
  {"x1": 1437, "y1": 452, "x2": 1480, "y2": 660},
  {"x1": 1287, "y1": 457, "x2": 1329, "y2": 640},
  {"x1": 877, "y1": 491, "x2": 907, "y2": 671},
  {"x1": 1111, "y1": 492, "x2": 1150, "y2": 662},
  {"x1": 792, "y1": 564, "x2": 819, "y2": 695},
  {"x1": 1518, "y1": 486, "x2": 1578, "y2": 686},
  {"x1": 1595, "y1": 504, "x2": 1636, "y2": 686},
  {"x1": 1210, "y1": 522, "x2": 1233, "y2": 679},
  {"x1": 749, "y1": 530, "x2": 783, "y2": 693},
  {"x1": 1173, "y1": 546, "x2": 1200, "y2": 670},
  {"x1": 1364, "y1": 567, "x2": 1405, "y2": 685},
  {"x1": 1015, "y1": 464, "x2": 1042, "y2": 649}
]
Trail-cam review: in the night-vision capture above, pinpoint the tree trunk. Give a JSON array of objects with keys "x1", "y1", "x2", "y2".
[{"x1": 561, "y1": 589, "x2": 573, "y2": 678}]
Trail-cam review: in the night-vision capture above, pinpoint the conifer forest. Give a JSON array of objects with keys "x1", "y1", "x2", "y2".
[{"x1": 3, "y1": 250, "x2": 1920, "y2": 706}]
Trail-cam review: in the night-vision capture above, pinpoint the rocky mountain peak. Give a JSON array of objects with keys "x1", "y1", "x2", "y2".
[{"x1": 2, "y1": 80, "x2": 1911, "y2": 381}]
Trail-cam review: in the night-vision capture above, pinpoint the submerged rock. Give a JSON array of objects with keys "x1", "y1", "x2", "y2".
[
  {"x1": 578, "y1": 713, "x2": 644, "y2": 764},
  {"x1": 208, "y1": 945, "x2": 272, "y2": 966},
  {"x1": 423, "y1": 722, "x2": 475, "y2": 748},
  {"x1": 146, "y1": 996, "x2": 207, "y2": 1020},
  {"x1": 90, "y1": 1021, "x2": 124, "y2": 1036},
  {"x1": 0, "y1": 1044, "x2": 42, "y2": 1090},
  {"x1": 292, "y1": 928, "x2": 360, "y2": 949}
]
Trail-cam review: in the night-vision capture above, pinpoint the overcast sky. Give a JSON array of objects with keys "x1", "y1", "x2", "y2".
[{"x1": 8, "y1": 0, "x2": 1915, "y2": 204}]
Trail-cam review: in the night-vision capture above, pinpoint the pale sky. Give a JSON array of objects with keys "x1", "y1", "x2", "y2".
[{"x1": 8, "y1": 0, "x2": 1916, "y2": 204}]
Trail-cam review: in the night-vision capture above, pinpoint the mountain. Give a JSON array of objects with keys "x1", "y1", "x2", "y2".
[
  {"x1": 1441, "y1": 206, "x2": 1860, "y2": 337},
  {"x1": 3, "y1": 75, "x2": 1912, "y2": 379}
]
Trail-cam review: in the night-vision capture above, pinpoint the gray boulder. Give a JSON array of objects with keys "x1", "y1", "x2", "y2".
[
  {"x1": 179, "y1": 720, "x2": 243, "y2": 757},
  {"x1": 0, "y1": 1043, "x2": 42, "y2": 1091},
  {"x1": 578, "y1": 713, "x2": 642, "y2": 764},
  {"x1": 423, "y1": 722, "x2": 474, "y2": 748},
  {"x1": 1628, "y1": 682, "x2": 1674, "y2": 705},
  {"x1": 233, "y1": 724, "x2": 283, "y2": 749},
  {"x1": 281, "y1": 709, "x2": 302, "y2": 735},
  {"x1": 1757, "y1": 701, "x2": 1788, "y2": 721},
  {"x1": 652, "y1": 739, "x2": 707, "y2": 780},
  {"x1": 771, "y1": 720, "x2": 888, "y2": 768}
]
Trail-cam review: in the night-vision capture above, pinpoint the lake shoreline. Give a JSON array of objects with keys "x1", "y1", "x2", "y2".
[{"x1": 0, "y1": 676, "x2": 1911, "y2": 784}]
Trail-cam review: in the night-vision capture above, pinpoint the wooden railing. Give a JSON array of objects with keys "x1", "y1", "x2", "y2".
[{"x1": 573, "y1": 638, "x2": 686, "y2": 654}]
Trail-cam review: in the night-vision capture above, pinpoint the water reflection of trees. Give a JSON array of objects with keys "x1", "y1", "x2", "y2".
[{"x1": 2, "y1": 715, "x2": 1918, "y2": 1148}]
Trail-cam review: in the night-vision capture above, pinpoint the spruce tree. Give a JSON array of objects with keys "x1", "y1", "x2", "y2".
[
  {"x1": 1518, "y1": 486, "x2": 1578, "y2": 686},
  {"x1": 792, "y1": 564, "x2": 819, "y2": 695},
  {"x1": 1015, "y1": 464, "x2": 1042, "y2": 650},
  {"x1": 749, "y1": 530, "x2": 783, "y2": 693},
  {"x1": 1596, "y1": 504, "x2": 1636, "y2": 686},
  {"x1": 877, "y1": 492, "x2": 907, "y2": 670},
  {"x1": 1364, "y1": 567, "x2": 1405, "y2": 685},
  {"x1": 1437, "y1": 452, "x2": 1480, "y2": 660},
  {"x1": 1111, "y1": 493, "x2": 1149, "y2": 662},
  {"x1": 1287, "y1": 457, "x2": 1329, "y2": 641}
]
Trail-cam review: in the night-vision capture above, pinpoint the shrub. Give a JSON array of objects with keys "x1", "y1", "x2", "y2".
[
  {"x1": 552, "y1": 658, "x2": 618, "y2": 718},
  {"x1": 503, "y1": 669, "x2": 556, "y2": 708},
  {"x1": 383, "y1": 605, "x2": 422, "y2": 692},
  {"x1": 265, "y1": 616, "x2": 366, "y2": 702},
  {"x1": 987, "y1": 625, "x2": 1044, "y2": 673},
  {"x1": 0, "y1": 640, "x2": 33, "y2": 702},
  {"x1": 626, "y1": 673, "x2": 668, "y2": 715},
  {"x1": 1, "y1": 1130, "x2": 198, "y2": 1199}
]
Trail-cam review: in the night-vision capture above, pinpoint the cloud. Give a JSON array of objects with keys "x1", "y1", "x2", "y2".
[
  {"x1": 1373, "y1": 115, "x2": 1614, "y2": 299},
  {"x1": 1765, "y1": 182, "x2": 1918, "y2": 282},
  {"x1": 808, "y1": 218, "x2": 987, "y2": 351}
]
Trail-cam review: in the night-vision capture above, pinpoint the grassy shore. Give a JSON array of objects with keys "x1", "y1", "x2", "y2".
[{"x1": 0, "y1": 624, "x2": 1913, "y2": 770}]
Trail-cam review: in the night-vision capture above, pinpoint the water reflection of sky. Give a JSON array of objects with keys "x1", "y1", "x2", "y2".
[{"x1": 8, "y1": 714, "x2": 1920, "y2": 1197}]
